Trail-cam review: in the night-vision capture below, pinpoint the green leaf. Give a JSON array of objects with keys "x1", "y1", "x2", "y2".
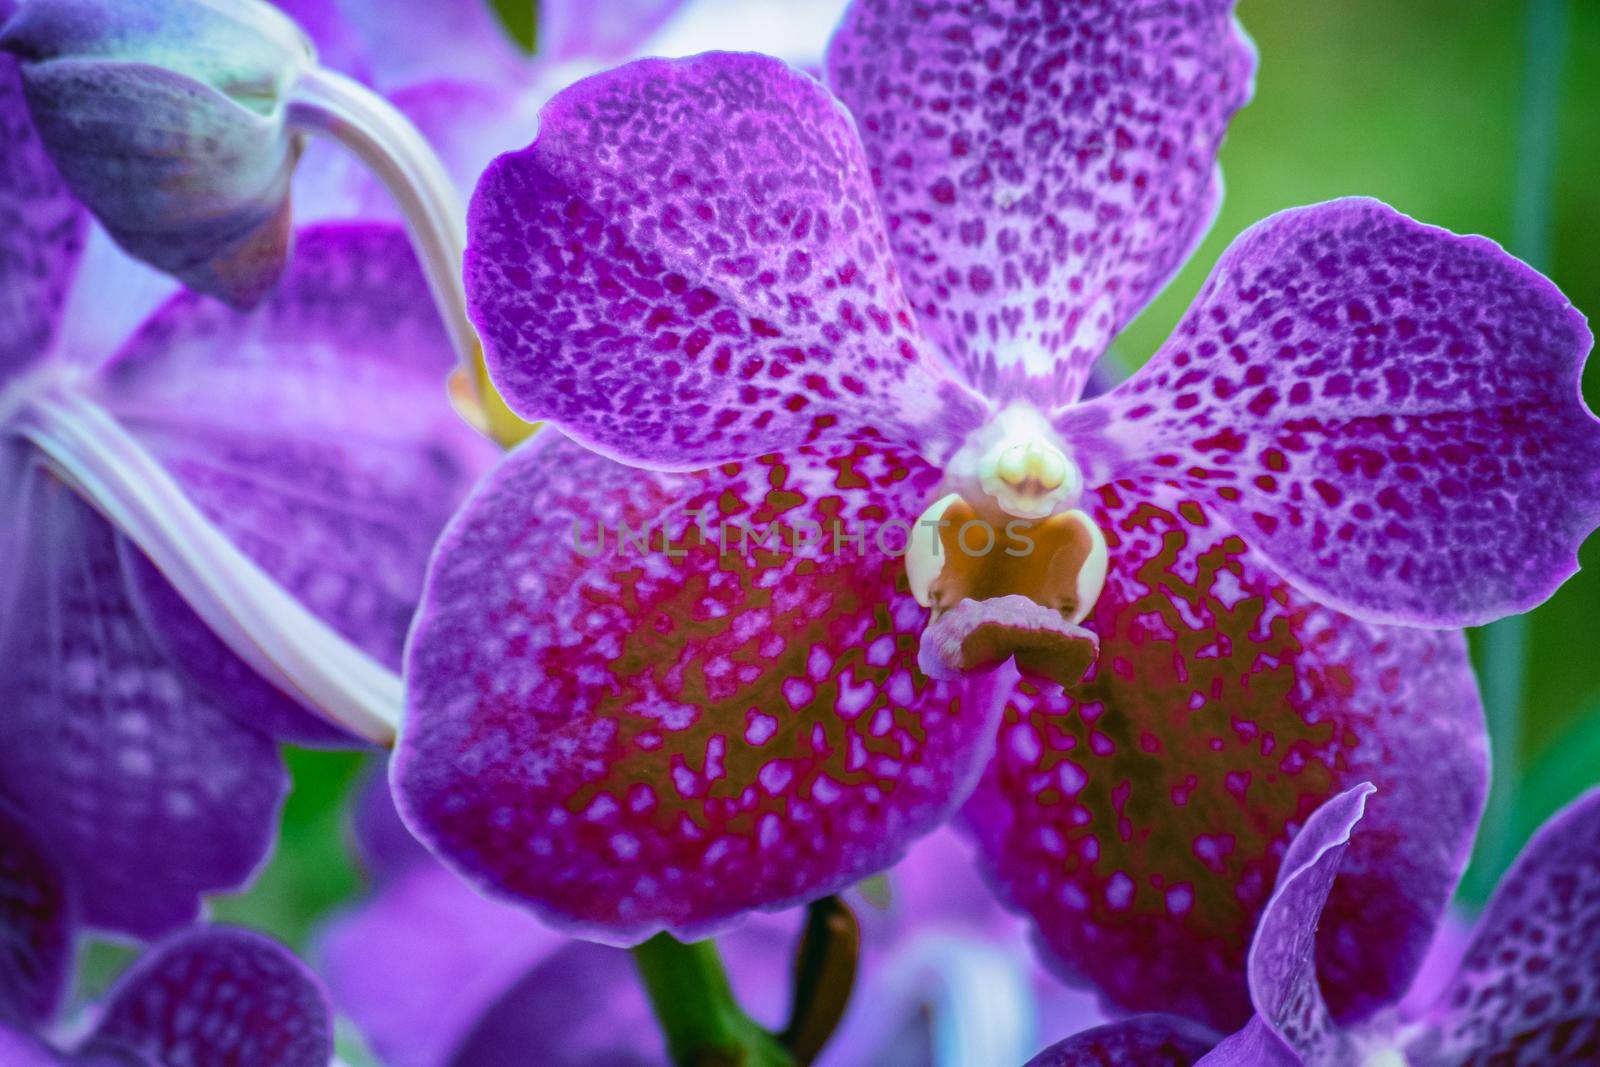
[{"x1": 488, "y1": 0, "x2": 537, "y2": 55}]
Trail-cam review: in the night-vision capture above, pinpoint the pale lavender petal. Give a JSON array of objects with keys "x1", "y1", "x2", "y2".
[
  {"x1": 1060, "y1": 197, "x2": 1600, "y2": 627},
  {"x1": 332, "y1": 0, "x2": 523, "y2": 89},
  {"x1": 92, "y1": 223, "x2": 495, "y2": 670},
  {"x1": 0, "y1": 458, "x2": 289, "y2": 939},
  {"x1": 1244, "y1": 784, "x2": 1373, "y2": 1063},
  {"x1": 540, "y1": 0, "x2": 684, "y2": 63},
  {"x1": 395, "y1": 431, "x2": 1006, "y2": 943},
  {"x1": 82, "y1": 927, "x2": 331, "y2": 1067},
  {"x1": 0, "y1": 803, "x2": 72, "y2": 1028},
  {"x1": 1407, "y1": 788, "x2": 1600, "y2": 1065},
  {"x1": 0, "y1": 1024, "x2": 59, "y2": 1067},
  {"x1": 1025, "y1": 1015, "x2": 1218, "y2": 1067},
  {"x1": 827, "y1": 0, "x2": 1255, "y2": 407},
  {"x1": 0, "y1": 54, "x2": 83, "y2": 387},
  {"x1": 646, "y1": 0, "x2": 849, "y2": 69},
  {"x1": 962, "y1": 483, "x2": 1486, "y2": 1030},
  {"x1": 319, "y1": 863, "x2": 571, "y2": 1067},
  {"x1": 464, "y1": 52, "x2": 989, "y2": 471}
]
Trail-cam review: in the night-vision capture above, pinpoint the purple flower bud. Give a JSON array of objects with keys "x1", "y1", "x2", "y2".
[{"x1": 1, "y1": 0, "x2": 314, "y2": 306}]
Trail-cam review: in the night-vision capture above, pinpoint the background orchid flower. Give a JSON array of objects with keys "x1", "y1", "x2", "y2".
[
  {"x1": 0, "y1": 801, "x2": 333, "y2": 1066},
  {"x1": 396, "y1": 0, "x2": 1525, "y2": 996},
  {"x1": 1028, "y1": 782, "x2": 1600, "y2": 1066},
  {"x1": 1, "y1": 49, "x2": 491, "y2": 935},
  {"x1": 321, "y1": 772, "x2": 1098, "y2": 1065}
]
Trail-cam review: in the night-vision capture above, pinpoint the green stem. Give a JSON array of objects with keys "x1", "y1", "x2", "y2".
[
  {"x1": 1463, "y1": 0, "x2": 1568, "y2": 905},
  {"x1": 631, "y1": 935, "x2": 791, "y2": 1067},
  {"x1": 782, "y1": 897, "x2": 860, "y2": 1065}
]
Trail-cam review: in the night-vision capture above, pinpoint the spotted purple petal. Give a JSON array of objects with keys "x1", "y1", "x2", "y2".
[
  {"x1": 1025, "y1": 1014, "x2": 1218, "y2": 1067},
  {"x1": 80, "y1": 927, "x2": 332, "y2": 1067},
  {"x1": 1060, "y1": 197, "x2": 1600, "y2": 628},
  {"x1": 395, "y1": 431, "x2": 1006, "y2": 943},
  {"x1": 0, "y1": 457, "x2": 289, "y2": 939},
  {"x1": 0, "y1": 53, "x2": 82, "y2": 388},
  {"x1": 0, "y1": 802, "x2": 71, "y2": 1029},
  {"x1": 1244, "y1": 783, "x2": 1374, "y2": 1063},
  {"x1": 826, "y1": 0, "x2": 1255, "y2": 407},
  {"x1": 464, "y1": 51, "x2": 989, "y2": 471},
  {"x1": 1406, "y1": 788, "x2": 1600, "y2": 1064},
  {"x1": 962, "y1": 483, "x2": 1486, "y2": 1031},
  {"x1": 92, "y1": 223, "x2": 494, "y2": 670}
]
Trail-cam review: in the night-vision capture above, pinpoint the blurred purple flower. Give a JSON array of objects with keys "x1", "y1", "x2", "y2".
[
  {"x1": 322, "y1": 771, "x2": 1099, "y2": 1066},
  {"x1": 0, "y1": 801, "x2": 333, "y2": 1066},
  {"x1": 390, "y1": 0, "x2": 1546, "y2": 1033},
  {"x1": 1029, "y1": 783, "x2": 1600, "y2": 1065},
  {"x1": 0, "y1": 20, "x2": 492, "y2": 935}
]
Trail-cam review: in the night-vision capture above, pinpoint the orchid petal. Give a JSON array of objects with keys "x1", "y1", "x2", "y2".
[
  {"x1": 1244, "y1": 784, "x2": 1374, "y2": 1064},
  {"x1": 1025, "y1": 1014, "x2": 1218, "y2": 1067},
  {"x1": 1059, "y1": 197, "x2": 1600, "y2": 627},
  {"x1": 0, "y1": 55, "x2": 82, "y2": 391},
  {"x1": 91, "y1": 223, "x2": 494, "y2": 670},
  {"x1": 464, "y1": 51, "x2": 989, "y2": 471},
  {"x1": 395, "y1": 432, "x2": 1006, "y2": 943},
  {"x1": 0, "y1": 457, "x2": 289, "y2": 939},
  {"x1": 319, "y1": 860, "x2": 572, "y2": 1067},
  {"x1": 81, "y1": 927, "x2": 332, "y2": 1067},
  {"x1": 541, "y1": 0, "x2": 685, "y2": 64},
  {"x1": 0, "y1": 803, "x2": 71, "y2": 1029},
  {"x1": 962, "y1": 484, "x2": 1486, "y2": 1030},
  {"x1": 826, "y1": 0, "x2": 1255, "y2": 407},
  {"x1": 0, "y1": 1024, "x2": 56, "y2": 1067},
  {"x1": 1407, "y1": 788, "x2": 1600, "y2": 1064},
  {"x1": 1195, "y1": 1017, "x2": 1300, "y2": 1067}
]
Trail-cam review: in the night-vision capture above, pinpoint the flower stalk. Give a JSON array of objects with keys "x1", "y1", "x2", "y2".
[
  {"x1": 631, "y1": 934, "x2": 792, "y2": 1067},
  {"x1": 20, "y1": 387, "x2": 403, "y2": 746},
  {"x1": 286, "y1": 66, "x2": 482, "y2": 415}
]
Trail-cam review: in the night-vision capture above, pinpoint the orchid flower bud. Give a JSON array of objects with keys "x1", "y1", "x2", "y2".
[{"x1": 0, "y1": 0, "x2": 313, "y2": 307}]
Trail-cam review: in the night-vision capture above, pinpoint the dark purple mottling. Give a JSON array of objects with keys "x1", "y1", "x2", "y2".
[
  {"x1": 465, "y1": 52, "x2": 988, "y2": 471},
  {"x1": 963, "y1": 484, "x2": 1486, "y2": 1030},
  {"x1": 1061, "y1": 198, "x2": 1600, "y2": 627},
  {"x1": 828, "y1": 0, "x2": 1255, "y2": 406},
  {"x1": 396, "y1": 431, "x2": 1006, "y2": 943},
  {"x1": 0, "y1": 53, "x2": 82, "y2": 388},
  {"x1": 1025, "y1": 1013, "x2": 1217, "y2": 1066},
  {"x1": 1408, "y1": 788, "x2": 1600, "y2": 1065},
  {"x1": 82, "y1": 927, "x2": 332, "y2": 1067},
  {"x1": 0, "y1": 454, "x2": 288, "y2": 939}
]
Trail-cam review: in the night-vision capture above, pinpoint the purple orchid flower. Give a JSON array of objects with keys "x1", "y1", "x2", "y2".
[
  {"x1": 1, "y1": 24, "x2": 492, "y2": 937},
  {"x1": 0, "y1": 801, "x2": 333, "y2": 1066},
  {"x1": 1028, "y1": 782, "x2": 1600, "y2": 1066},
  {"x1": 389, "y1": 0, "x2": 1566, "y2": 1027},
  {"x1": 322, "y1": 770, "x2": 1099, "y2": 1066}
]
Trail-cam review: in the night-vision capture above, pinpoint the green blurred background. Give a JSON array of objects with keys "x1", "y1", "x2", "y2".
[{"x1": 77, "y1": 0, "x2": 1600, "y2": 1017}]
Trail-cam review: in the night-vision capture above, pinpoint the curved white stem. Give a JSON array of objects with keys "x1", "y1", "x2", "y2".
[
  {"x1": 287, "y1": 66, "x2": 481, "y2": 404},
  {"x1": 20, "y1": 387, "x2": 402, "y2": 746}
]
